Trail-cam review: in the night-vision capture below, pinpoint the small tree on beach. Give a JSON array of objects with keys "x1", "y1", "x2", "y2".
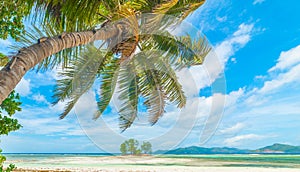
[
  {"x1": 141, "y1": 141, "x2": 152, "y2": 154},
  {"x1": 120, "y1": 142, "x2": 128, "y2": 155},
  {"x1": 120, "y1": 139, "x2": 152, "y2": 155},
  {"x1": 120, "y1": 139, "x2": 140, "y2": 155},
  {"x1": 127, "y1": 139, "x2": 140, "y2": 155}
]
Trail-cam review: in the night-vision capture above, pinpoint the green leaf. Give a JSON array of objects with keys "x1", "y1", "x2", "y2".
[
  {"x1": 52, "y1": 45, "x2": 106, "y2": 119},
  {"x1": 95, "y1": 55, "x2": 119, "y2": 119},
  {"x1": 118, "y1": 61, "x2": 139, "y2": 131}
]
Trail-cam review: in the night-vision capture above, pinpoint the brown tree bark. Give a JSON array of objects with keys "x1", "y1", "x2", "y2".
[{"x1": 0, "y1": 26, "x2": 119, "y2": 104}]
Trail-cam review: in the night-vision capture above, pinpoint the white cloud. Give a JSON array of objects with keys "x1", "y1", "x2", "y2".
[
  {"x1": 207, "y1": 44, "x2": 300, "y2": 148},
  {"x1": 155, "y1": 23, "x2": 256, "y2": 146},
  {"x1": 220, "y1": 123, "x2": 245, "y2": 135},
  {"x1": 257, "y1": 45, "x2": 300, "y2": 94},
  {"x1": 224, "y1": 134, "x2": 264, "y2": 147},
  {"x1": 225, "y1": 88, "x2": 245, "y2": 107},
  {"x1": 15, "y1": 78, "x2": 31, "y2": 96},
  {"x1": 215, "y1": 23, "x2": 254, "y2": 65},
  {"x1": 176, "y1": 23, "x2": 255, "y2": 98},
  {"x1": 15, "y1": 104, "x2": 85, "y2": 136},
  {"x1": 230, "y1": 57, "x2": 237, "y2": 63},
  {"x1": 253, "y1": 0, "x2": 265, "y2": 5},
  {"x1": 268, "y1": 45, "x2": 300, "y2": 72},
  {"x1": 32, "y1": 93, "x2": 49, "y2": 104},
  {"x1": 0, "y1": 39, "x2": 12, "y2": 47},
  {"x1": 233, "y1": 24, "x2": 254, "y2": 37},
  {"x1": 28, "y1": 70, "x2": 57, "y2": 87},
  {"x1": 216, "y1": 16, "x2": 227, "y2": 22},
  {"x1": 259, "y1": 64, "x2": 300, "y2": 94}
]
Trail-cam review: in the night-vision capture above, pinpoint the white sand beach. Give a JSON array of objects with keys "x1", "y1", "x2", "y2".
[
  {"x1": 13, "y1": 166, "x2": 300, "y2": 172},
  {"x1": 6, "y1": 155, "x2": 300, "y2": 172}
]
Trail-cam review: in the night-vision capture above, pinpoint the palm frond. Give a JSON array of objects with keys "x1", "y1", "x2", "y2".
[
  {"x1": 142, "y1": 0, "x2": 205, "y2": 31},
  {"x1": 151, "y1": 53, "x2": 186, "y2": 108},
  {"x1": 165, "y1": 0, "x2": 205, "y2": 21},
  {"x1": 141, "y1": 32, "x2": 211, "y2": 70},
  {"x1": 118, "y1": 61, "x2": 139, "y2": 131},
  {"x1": 59, "y1": 97, "x2": 80, "y2": 119},
  {"x1": 152, "y1": 0, "x2": 179, "y2": 14},
  {"x1": 33, "y1": 0, "x2": 109, "y2": 32},
  {"x1": 136, "y1": 51, "x2": 186, "y2": 108},
  {"x1": 146, "y1": 85, "x2": 166, "y2": 125},
  {"x1": 94, "y1": 55, "x2": 120, "y2": 119},
  {"x1": 52, "y1": 45, "x2": 106, "y2": 119},
  {"x1": 134, "y1": 53, "x2": 166, "y2": 125},
  {"x1": 0, "y1": 53, "x2": 9, "y2": 67}
]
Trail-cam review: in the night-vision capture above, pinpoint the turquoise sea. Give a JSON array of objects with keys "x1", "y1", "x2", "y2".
[
  {"x1": 159, "y1": 154, "x2": 300, "y2": 168},
  {"x1": 3, "y1": 153, "x2": 300, "y2": 169}
]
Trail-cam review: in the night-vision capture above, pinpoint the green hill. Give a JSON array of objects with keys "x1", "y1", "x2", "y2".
[
  {"x1": 155, "y1": 146, "x2": 250, "y2": 154},
  {"x1": 255, "y1": 143, "x2": 300, "y2": 153},
  {"x1": 155, "y1": 143, "x2": 300, "y2": 154}
]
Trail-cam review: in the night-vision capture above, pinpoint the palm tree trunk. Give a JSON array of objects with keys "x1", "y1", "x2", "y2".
[{"x1": 0, "y1": 26, "x2": 119, "y2": 104}]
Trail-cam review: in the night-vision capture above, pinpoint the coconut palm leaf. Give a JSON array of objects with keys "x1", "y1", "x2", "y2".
[
  {"x1": 94, "y1": 56, "x2": 120, "y2": 119},
  {"x1": 118, "y1": 61, "x2": 139, "y2": 131},
  {"x1": 0, "y1": 0, "x2": 212, "y2": 131},
  {"x1": 141, "y1": 33, "x2": 211, "y2": 70},
  {"x1": 52, "y1": 45, "x2": 106, "y2": 119},
  {"x1": 135, "y1": 51, "x2": 186, "y2": 107},
  {"x1": 0, "y1": 53, "x2": 9, "y2": 66},
  {"x1": 151, "y1": 53, "x2": 186, "y2": 108},
  {"x1": 133, "y1": 52, "x2": 167, "y2": 125}
]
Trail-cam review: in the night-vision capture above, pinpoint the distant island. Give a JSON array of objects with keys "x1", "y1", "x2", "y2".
[{"x1": 155, "y1": 143, "x2": 300, "y2": 154}]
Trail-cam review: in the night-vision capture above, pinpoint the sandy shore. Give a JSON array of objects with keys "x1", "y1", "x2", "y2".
[
  {"x1": 6, "y1": 155, "x2": 300, "y2": 172},
  {"x1": 13, "y1": 166, "x2": 300, "y2": 172}
]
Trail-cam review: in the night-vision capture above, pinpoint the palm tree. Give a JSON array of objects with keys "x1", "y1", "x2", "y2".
[{"x1": 0, "y1": 0, "x2": 210, "y2": 130}]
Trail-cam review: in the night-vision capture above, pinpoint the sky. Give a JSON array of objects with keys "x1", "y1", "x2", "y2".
[{"x1": 1, "y1": 0, "x2": 300, "y2": 153}]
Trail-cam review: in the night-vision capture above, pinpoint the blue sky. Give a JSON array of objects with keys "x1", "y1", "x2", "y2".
[{"x1": 1, "y1": 0, "x2": 300, "y2": 153}]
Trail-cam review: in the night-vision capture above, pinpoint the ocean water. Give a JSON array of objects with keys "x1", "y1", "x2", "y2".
[
  {"x1": 4, "y1": 153, "x2": 113, "y2": 160},
  {"x1": 160, "y1": 154, "x2": 300, "y2": 168},
  {"x1": 3, "y1": 153, "x2": 300, "y2": 169},
  {"x1": 3, "y1": 153, "x2": 114, "y2": 168}
]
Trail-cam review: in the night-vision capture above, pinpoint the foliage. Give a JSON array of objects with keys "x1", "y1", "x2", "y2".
[
  {"x1": 5, "y1": 0, "x2": 210, "y2": 131},
  {"x1": 0, "y1": 53, "x2": 9, "y2": 67},
  {"x1": 0, "y1": 162, "x2": 16, "y2": 172},
  {"x1": 141, "y1": 141, "x2": 152, "y2": 154},
  {"x1": 120, "y1": 139, "x2": 140, "y2": 155},
  {"x1": 127, "y1": 139, "x2": 140, "y2": 155},
  {"x1": 0, "y1": 91, "x2": 22, "y2": 171},
  {"x1": 31, "y1": 0, "x2": 205, "y2": 32},
  {"x1": 0, "y1": 2, "x2": 24, "y2": 169},
  {"x1": 0, "y1": 91, "x2": 22, "y2": 135},
  {"x1": 120, "y1": 142, "x2": 128, "y2": 155},
  {"x1": 52, "y1": 34, "x2": 210, "y2": 131},
  {"x1": 0, "y1": 0, "x2": 33, "y2": 40},
  {"x1": 120, "y1": 139, "x2": 152, "y2": 155}
]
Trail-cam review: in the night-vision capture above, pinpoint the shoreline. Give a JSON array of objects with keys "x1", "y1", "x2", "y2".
[
  {"x1": 5, "y1": 155, "x2": 300, "y2": 172},
  {"x1": 12, "y1": 166, "x2": 300, "y2": 172}
]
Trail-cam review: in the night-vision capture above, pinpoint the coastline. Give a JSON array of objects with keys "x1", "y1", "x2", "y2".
[
  {"x1": 12, "y1": 166, "x2": 300, "y2": 172},
  {"x1": 4, "y1": 155, "x2": 300, "y2": 172}
]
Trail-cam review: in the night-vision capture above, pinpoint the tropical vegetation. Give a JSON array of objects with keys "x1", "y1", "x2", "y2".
[
  {"x1": 0, "y1": 0, "x2": 210, "y2": 131},
  {"x1": 120, "y1": 139, "x2": 152, "y2": 155},
  {"x1": 0, "y1": 1, "x2": 27, "y2": 170},
  {"x1": 0, "y1": 91, "x2": 22, "y2": 171}
]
